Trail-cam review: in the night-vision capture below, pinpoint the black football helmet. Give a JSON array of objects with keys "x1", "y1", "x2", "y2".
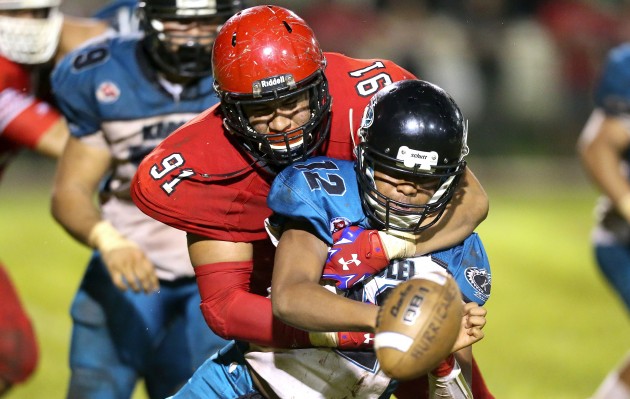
[
  {"x1": 356, "y1": 79, "x2": 469, "y2": 233},
  {"x1": 139, "y1": 0, "x2": 242, "y2": 78}
]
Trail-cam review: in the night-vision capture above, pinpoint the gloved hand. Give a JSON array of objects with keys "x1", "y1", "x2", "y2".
[{"x1": 322, "y1": 226, "x2": 417, "y2": 290}]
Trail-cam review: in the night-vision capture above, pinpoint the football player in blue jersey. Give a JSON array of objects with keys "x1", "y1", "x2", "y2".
[
  {"x1": 268, "y1": 80, "x2": 491, "y2": 399},
  {"x1": 578, "y1": 43, "x2": 630, "y2": 399},
  {"x1": 49, "y1": 1, "x2": 241, "y2": 397}
]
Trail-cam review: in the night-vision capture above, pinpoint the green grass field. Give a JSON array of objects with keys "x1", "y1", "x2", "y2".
[{"x1": 1, "y1": 156, "x2": 628, "y2": 398}]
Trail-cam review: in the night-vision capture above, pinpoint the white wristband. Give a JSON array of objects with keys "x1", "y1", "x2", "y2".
[
  {"x1": 88, "y1": 220, "x2": 138, "y2": 252},
  {"x1": 377, "y1": 230, "x2": 417, "y2": 259}
]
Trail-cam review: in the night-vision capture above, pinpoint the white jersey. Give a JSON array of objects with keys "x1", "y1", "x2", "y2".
[{"x1": 246, "y1": 257, "x2": 443, "y2": 399}]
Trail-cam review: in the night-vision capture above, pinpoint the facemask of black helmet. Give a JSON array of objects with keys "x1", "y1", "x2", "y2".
[
  {"x1": 355, "y1": 80, "x2": 469, "y2": 233},
  {"x1": 139, "y1": 0, "x2": 241, "y2": 78}
]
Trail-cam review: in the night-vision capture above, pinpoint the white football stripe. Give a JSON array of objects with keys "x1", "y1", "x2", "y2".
[{"x1": 374, "y1": 332, "x2": 414, "y2": 352}]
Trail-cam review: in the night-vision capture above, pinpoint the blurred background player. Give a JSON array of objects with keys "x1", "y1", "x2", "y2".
[
  {"x1": 0, "y1": 0, "x2": 126, "y2": 395},
  {"x1": 132, "y1": 5, "x2": 493, "y2": 399},
  {"x1": 49, "y1": 0, "x2": 241, "y2": 397},
  {"x1": 268, "y1": 79, "x2": 490, "y2": 399},
  {"x1": 578, "y1": 41, "x2": 630, "y2": 399}
]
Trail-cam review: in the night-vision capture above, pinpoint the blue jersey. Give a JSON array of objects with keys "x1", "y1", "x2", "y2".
[
  {"x1": 51, "y1": 34, "x2": 218, "y2": 198},
  {"x1": 595, "y1": 43, "x2": 630, "y2": 116},
  {"x1": 268, "y1": 156, "x2": 492, "y2": 306},
  {"x1": 51, "y1": 35, "x2": 220, "y2": 280}
]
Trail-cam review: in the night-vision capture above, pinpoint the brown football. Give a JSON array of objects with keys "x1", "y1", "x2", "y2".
[{"x1": 374, "y1": 269, "x2": 463, "y2": 381}]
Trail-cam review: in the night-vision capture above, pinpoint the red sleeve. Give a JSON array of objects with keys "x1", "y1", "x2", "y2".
[
  {"x1": 195, "y1": 261, "x2": 311, "y2": 348},
  {"x1": 0, "y1": 93, "x2": 61, "y2": 149},
  {"x1": 0, "y1": 57, "x2": 61, "y2": 149},
  {"x1": 0, "y1": 264, "x2": 38, "y2": 384}
]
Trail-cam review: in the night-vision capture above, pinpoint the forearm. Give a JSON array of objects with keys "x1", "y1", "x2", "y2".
[
  {"x1": 195, "y1": 261, "x2": 312, "y2": 348},
  {"x1": 272, "y1": 228, "x2": 378, "y2": 332},
  {"x1": 51, "y1": 184, "x2": 102, "y2": 246},
  {"x1": 50, "y1": 137, "x2": 112, "y2": 247},
  {"x1": 33, "y1": 118, "x2": 69, "y2": 159},
  {"x1": 274, "y1": 280, "x2": 378, "y2": 332},
  {"x1": 415, "y1": 167, "x2": 488, "y2": 255},
  {"x1": 580, "y1": 141, "x2": 630, "y2": 203}
]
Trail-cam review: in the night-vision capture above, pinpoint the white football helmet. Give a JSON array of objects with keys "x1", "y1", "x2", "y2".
[{"x1": 0, "y1": 0, "x2": 63, "y2": 64}]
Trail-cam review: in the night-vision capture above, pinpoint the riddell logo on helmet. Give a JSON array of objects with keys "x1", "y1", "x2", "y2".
[
  {"x1": 252, "y1": 74, "x2": 296, "y2": 97},
  {"x1": 261, "y1": 76, "x2": 286, "y2": 88}
]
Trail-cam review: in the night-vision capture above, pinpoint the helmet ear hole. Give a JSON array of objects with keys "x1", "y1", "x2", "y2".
[{"x1": 356, "y1": 79, "x2": 468, "y2": 233}]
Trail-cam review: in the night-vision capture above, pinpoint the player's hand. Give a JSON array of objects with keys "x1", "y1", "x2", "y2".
[
  {"x1": 101, "y1": 246, "x2": 159, "y2": 293},
  {"x1": 89, "y1": 220, "x2": 159, "y2": 293},
  {"x1": 323, "y1": 226, "x2": 416, "y2": 290},
  {"x1": 451, "y1": 302, "x2": 487, "y2": 353},
  {"x1": 309, "y1": 330, "x2": 375, "y2": 350}
]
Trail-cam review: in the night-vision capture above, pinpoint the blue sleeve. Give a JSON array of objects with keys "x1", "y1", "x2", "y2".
[
  {"x1": 431, "y1": 233, "x2": 491, "y2": 305},
  {"x1": 267, "y1": 156, "x2": 365, "y2": 245},
  {"x1": 595, "y1": 43, "x2": 630, "y2": 115},
  {"x1": 51, "y1": 42, "x2": 109, "y2": 138}
]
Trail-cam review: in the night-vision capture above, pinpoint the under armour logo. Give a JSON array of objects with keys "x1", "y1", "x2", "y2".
[
  {"x1": 338, "y1": 254, "x2": 361, "y2": 270},
  {"x1": 363, "y1": 333, "x2": 374, "y2": 344}
]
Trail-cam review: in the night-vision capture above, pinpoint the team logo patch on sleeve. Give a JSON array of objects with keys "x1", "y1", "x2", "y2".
[
  {"x1": 464, "y1": 267, "x2": 491, "y2": 304},
  {"x1": 96, "y1": 81, "x2": 120, "y2": 103}
]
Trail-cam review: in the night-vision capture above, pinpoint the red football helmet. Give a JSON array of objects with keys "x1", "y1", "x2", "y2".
[{"x1": 212, "y1": 5, "x2": 331, "y2": 166}]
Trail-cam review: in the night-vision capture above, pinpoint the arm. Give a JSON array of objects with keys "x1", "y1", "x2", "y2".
[
  {"x1": 322, "y1": 167, "x2": 488, "y2": 290},
  {"x1": 271, "y1": 226, "x2": 378, "y2": 332},
  {"x1": 51, "y1": 136, "x2": 158, "y2": 292},
  {"x1": 414, "y1": 167, "x2": 488, "y2": 255},
  {"x1": 32, "y1": 118, "x2": 69, "y2": 159},
  {"x1": 188, "y1": 234, "x2": 314, "y2": 348},
  {"x1": 578, "y1": 110, "x2": 630, "y2": 219}
]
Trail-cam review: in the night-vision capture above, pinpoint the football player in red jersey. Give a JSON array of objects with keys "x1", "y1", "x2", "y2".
[{"x1": 132, "y1": 5, "x2": 493, "y2": 398}]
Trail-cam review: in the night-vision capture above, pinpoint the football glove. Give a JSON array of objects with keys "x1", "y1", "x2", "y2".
[{"x1": 322, "y1": 226, "x2": 417, "y2": 290}]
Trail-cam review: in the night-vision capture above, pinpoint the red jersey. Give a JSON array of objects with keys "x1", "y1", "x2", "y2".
[
  {"x1": 0, "y1": 56, "x2": 61, "y2": 180},
  {"x1": 132, "y1": 53, "x2": 414, "y2": 242},
  {"x1": 131, "y1": 53, "x2": 414, "y2": 347}
]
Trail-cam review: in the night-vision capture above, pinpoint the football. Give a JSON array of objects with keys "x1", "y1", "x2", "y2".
[{"x1": 374, "y1": 269, "x2": 463, "y2": 381}]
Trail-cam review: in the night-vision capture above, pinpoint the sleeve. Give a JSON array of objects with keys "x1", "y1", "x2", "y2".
[
  {"x1": 267, "y1": 157, "x2": 364, "y2": 245},
  {"x1": 194, "y1": 260, "x2": 312, "y2": 349},
  {"x1": 0, "y1": 88, "x2": 61, "y2": 149},
  {"x1": 50, "y1": 46, "x2": 104, "y2": 139},
  {"x1": 430, "y1": 233, "x2": 491, "y2": 305},
  {"x1": 594, "y1": 44, "x2": 630, "y2": 115}
]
